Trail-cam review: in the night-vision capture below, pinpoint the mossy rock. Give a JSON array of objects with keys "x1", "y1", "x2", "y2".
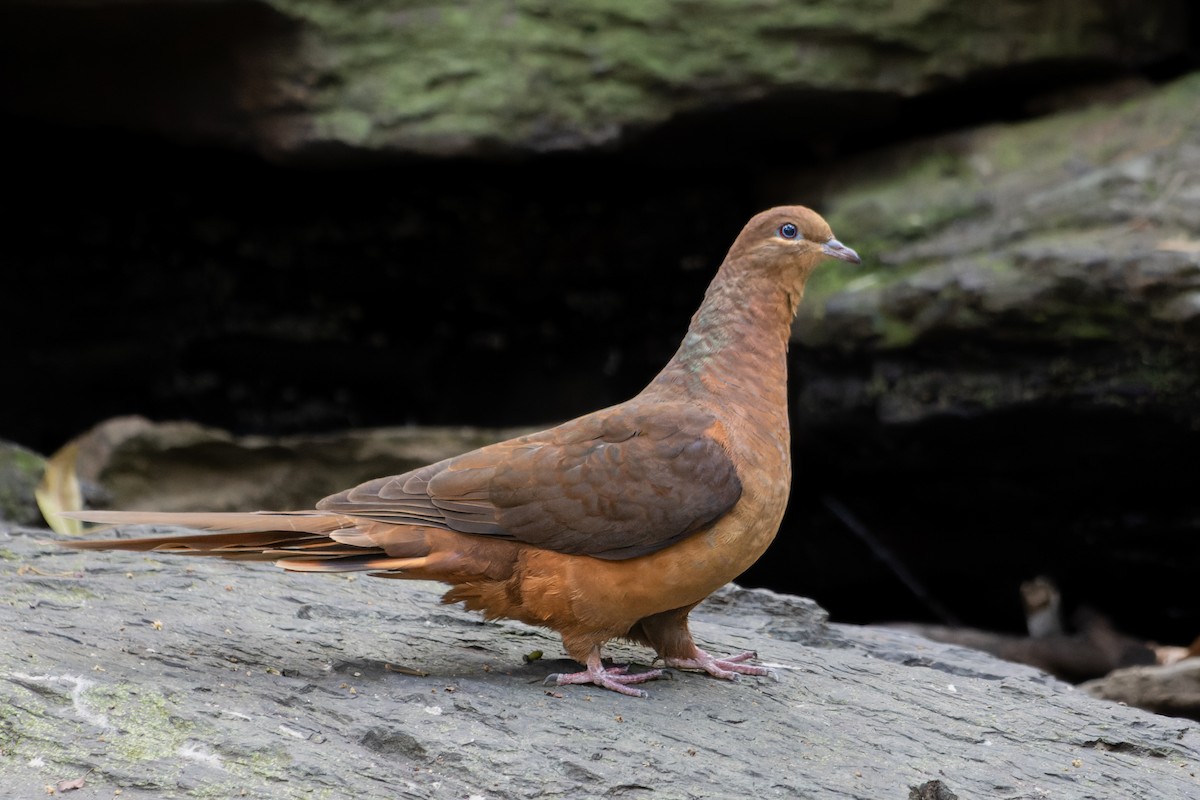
[
  {"x1": 803, "y1": 72, "x2": 1200, "y2": 352},
  {"x1": 792, "y1": 72, "x2": 1200, "y2": 424},
  {"x1": 0, "y1": 441, "x2": 45, "y2": 525},
  {"x1": 270, "y1": 0, "x2": 1191, "y2": 156},
  {"x1": 2, "y1": 0, "x2": 1190, "y2": 158}
]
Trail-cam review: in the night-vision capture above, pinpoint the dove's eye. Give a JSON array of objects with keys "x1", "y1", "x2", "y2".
[{"x1": 778, "y1": 223, "x2": 799, "y2": 240}]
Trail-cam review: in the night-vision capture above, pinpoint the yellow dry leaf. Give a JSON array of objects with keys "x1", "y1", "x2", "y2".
[{"x1": 35, "y1": 441, "x2": 83, "y2": 536}]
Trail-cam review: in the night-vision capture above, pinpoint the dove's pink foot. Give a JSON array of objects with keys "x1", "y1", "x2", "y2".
[
  {"x1": 664, "y1": 648, "x2": 779, "y2": 681},
  {"x1": 546, "y1": 649, "x2": 664, "y2": 698}
]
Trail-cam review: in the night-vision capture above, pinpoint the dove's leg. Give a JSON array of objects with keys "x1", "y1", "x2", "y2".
[{"x1": 631, "y1": 605, "x2": 780, "y2": 682}]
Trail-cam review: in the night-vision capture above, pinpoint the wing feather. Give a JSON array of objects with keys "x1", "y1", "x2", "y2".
[{"x1": 315, "y1": 402, "x2": 741, "y2": 560}]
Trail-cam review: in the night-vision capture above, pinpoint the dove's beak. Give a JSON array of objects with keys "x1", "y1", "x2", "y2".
[{"x1": 822, "y1": 238, "x2": 861, "y2": 264}]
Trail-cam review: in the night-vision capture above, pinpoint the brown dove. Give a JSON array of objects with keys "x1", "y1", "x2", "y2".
[{"x1": 63, "y1": 205, "x2": 860, "y2": 697}]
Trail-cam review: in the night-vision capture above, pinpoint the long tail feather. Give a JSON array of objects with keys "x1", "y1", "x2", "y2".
[
  {"x1": 282, "y1": 555, "x2": 432, "y2": 573},
  {"x1": 59, "y1": 510, "x2": 351, "y2": 533},
  {"x1": 55, "y1": 509, "x2": 489, "y2": 585},
  {"x1": 56, "y1": 510, "x2": 367, "y2": 564}
]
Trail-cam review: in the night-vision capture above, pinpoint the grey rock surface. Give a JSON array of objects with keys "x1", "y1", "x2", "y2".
[
  {"x1": 1084, "y1": 660, "x2": 1200, "y2": 722},
  {"x1": 4, "y1": 525, "x2": 1198, "y2": 799}
]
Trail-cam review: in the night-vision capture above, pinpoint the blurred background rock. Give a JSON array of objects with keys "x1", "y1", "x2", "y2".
[{"x1": 4, "y1": 0, "x2": 1199, "y2": 665}]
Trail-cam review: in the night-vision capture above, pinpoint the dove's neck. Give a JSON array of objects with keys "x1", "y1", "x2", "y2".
[{"x1": 645, "y1": 260, "x2": 803, "y2": 423}]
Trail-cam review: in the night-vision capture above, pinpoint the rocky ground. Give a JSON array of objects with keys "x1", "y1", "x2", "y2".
[{"x1": 3, "y1": 525, "x2": 1199, "y2": 799}]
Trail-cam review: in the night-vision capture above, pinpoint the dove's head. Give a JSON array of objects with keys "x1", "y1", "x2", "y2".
[{"x1": 727, "y1": 206, "x2": 860, "y2": 280}]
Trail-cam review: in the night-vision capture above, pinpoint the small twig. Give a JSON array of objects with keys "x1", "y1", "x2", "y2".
[
  {"x1": 1128, "y1": 168, "x2": 1196, "y2": 231},
  {"x1": 822, "y1": 496, "x2": 961, "y2": 627},
  {"x1": 17, "y1": 564, "x2": 81, "y2": 579},
  {"x1": 1146, "y1": 169, "x2": 1193, "y2": 217}
]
